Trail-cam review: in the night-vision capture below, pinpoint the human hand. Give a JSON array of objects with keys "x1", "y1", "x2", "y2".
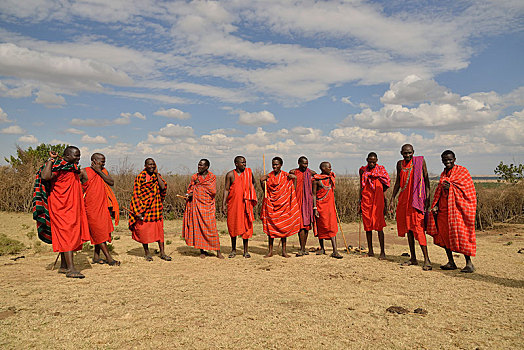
[
  {"x1": 442, "y1": 181, "x2": 450, "y2": 190},
  {"x1": 314, "y1": 209, "x2": 319, "y2": 218},
  {"x1": 431, "y1": 206, "x2": 438, "y2": 214},
  {"x1": 48, "y1": 151, "x2": 58, "y2": 159}
]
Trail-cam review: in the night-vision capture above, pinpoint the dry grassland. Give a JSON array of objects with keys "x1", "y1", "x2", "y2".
[{"x1": 0, "y1": 212, "x2": 523, "y2": 349}]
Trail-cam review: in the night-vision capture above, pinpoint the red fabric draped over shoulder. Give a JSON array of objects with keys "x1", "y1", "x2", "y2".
[
  {"x1": 82, "y1": 167, "x2": 113, "y2": 245},
  {"x1": 226, "y1": 168, "x2": 257, "y2": 239},
  {"x1": 261, "y1": 171, "x2": 301, "y2": 238}
]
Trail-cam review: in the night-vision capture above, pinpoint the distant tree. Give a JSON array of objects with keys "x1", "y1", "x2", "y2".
[
  {"x1": 494, "y1": 161, "x2": 524, "y2": 183},
  {"x1": 5, "y1": 143, "x2": 69, "y2": 170}
]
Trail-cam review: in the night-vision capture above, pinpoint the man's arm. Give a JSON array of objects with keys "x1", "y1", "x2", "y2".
[
  {"x1": 312, "y1": 180, "x2": 319, "y2": 217},
  {"x1": 154, "y1": 168, "x2": 166, "y2": 191},
  {"x1": 388, "y1": 161, "x2": 402, "y2": 211},
  {"x1": 41, "y1": 151, "x2": 58, "y2": 181},
  {"x1": 222, "y1": 171, "x2": 234, "y2": 215},
  {"x1": 287, "y1": 173, "x2": 297, "y2": 189},
  {"x1": 79, "y1": 168, "x2": 88, "y2": 184},
  {"x1": 91, "y1": 161, "x2": 114, "y2": 186}
]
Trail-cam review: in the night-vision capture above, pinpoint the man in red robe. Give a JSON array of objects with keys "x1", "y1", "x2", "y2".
[
  {"x1": 183, "y1": 159, "x2": 224, "y2": 259},
  {"x1": 389, "y1": 144, "x2": 432, "y2": 270},
  {"x1": 260, "y1": 157, "x2": 300, "y2": 258},
  {"x1": 428, "y1": 150, "x2": 477, "y2": 273},
  {"x1": 313, "y1": 162, "x2": 342, "y2": 259},
  {"x1": 129, "y1": 158, "x2": 171, "y2": 261},
  {"x1": 223, "y1": 156, "x2": 257, "y2": 258},
  {"x1": 80, "y1": 153, "x2": 119, "y2": 266},
  {"x1": 290, "y1": 156, "x2": 316, "y2": 257},
  {"x1": 40, "y1": 146, "x2": 90, "y2": 278},
  {"x1": 359, "y1": 152, "x2": 390, "y2": 259}
]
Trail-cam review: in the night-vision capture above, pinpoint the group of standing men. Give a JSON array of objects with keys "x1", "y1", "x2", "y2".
[{"x1": 32, "y1": 143, "x2": 478, "y2": 278}]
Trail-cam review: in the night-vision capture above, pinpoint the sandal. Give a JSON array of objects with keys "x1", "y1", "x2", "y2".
[
  {"x1": 107, "y1": 260, "x2": 121, "y2": 266},
  {"x1": 160, "y1": 255, "x2": 172, "y2": 261},
  {"x1": 92, "y1": 258, "x2": 106, "y2": 265},
  {"x1": 65, "y1": 271, "x2": 85, "y2": 279},
  {"x1": 145, "y1": 255, "x2": 153, "y2": 262}
]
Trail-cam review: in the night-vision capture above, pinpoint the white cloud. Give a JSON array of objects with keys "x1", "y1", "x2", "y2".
[
  {"x1": 343, "y1": 76, "x2": 498, "y2": 131},
  {"x1": 1, "y1": 125, "x2": 25, "y2": 134},
  {"x1": 81, "y1": 134, "x2": 108, "y2": 144},
  {"x1": 35, "y1": 89, "x2": 66, "y2": 106},
  {"x1": 237, "y1": 110, "x2": 277, "y2": 126},
  {"x1": 483, "y1": 109, "x2": 524, "y2": 146},
  {"x1": 147, "y1": 134, "x2": 173, "y2": 145},
  {"x1": 341, "y1": 96, "x2": 356, "y2": 106},
  {"x1": 0, "y1": 106, "x2": 11, "y2": 123},
  {"x1": 64, "y1": 128, "x2": 86, "y2": 135},
  {"x1": 157, "y1": 123, "x2": 195, "y2": 138},
  {"x1": 18, "y1": 134, "x2": 38, "y2": 143},
  {"x1": 120, "y1": 112, "x2": 146, "y2": 120},
  {"x1": 0, "y1": 43, "x2": 133, "y2": 91},
  {"x1": 153, "y1": 108, "x2": 191, "y2": 120}
]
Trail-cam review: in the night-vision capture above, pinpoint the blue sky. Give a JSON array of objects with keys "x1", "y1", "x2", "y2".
[{"x1": 0, "y1": 0, "x2": 522, "y2": 175}]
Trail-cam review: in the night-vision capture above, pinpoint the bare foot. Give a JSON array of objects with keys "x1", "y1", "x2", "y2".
[
  {"x1": 65, "y1": 270, "x2": 85, "y2": 279},
  {"x1": 282, "y1": 252, "x2": 291, "y2": 258},
  {"x1": 422, "y1": 263, "x2": 433, "y2": 271},
  {"x1": 316, "y1": 249, "x2": 326, "y2": 255},
  {"x1": 264, "y1": 252, "x2": 273, "y2": 258},
  {"x1": 145, "y1": 255, "x2": 153, "y2": 262},
  {"x1": 57, "y1": 267, "x2": 68, "y2": 274},
  {"x1": 366, "y1": 252, "x2": 375, "y2": 257},
  {"x1": 200, "y1": 253, "x2": 206, "y2": 259},
  {"x1": 216, "y1": 252, "x2": 225, "y2": 259},
  {"x1": 378, "y1": 253, "x2": 387, "y2": 260},
  {"x1": 330, "y1": 252, "x2": 343, "y2": 259},
  {"x1": 401, "y1": 259, "x2": 418, "y2": 266}
]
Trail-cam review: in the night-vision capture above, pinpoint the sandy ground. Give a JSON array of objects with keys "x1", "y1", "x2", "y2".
[{"x1": 0, "y1": 212, "x2": 523, "y2": 350}]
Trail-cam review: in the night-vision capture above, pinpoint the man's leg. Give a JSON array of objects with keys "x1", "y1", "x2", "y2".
[
  {"x1": 316, "y1": 239, "x2": 326, "y2": 255},
  {"x1": 440, "y1": 248, "x2": 457, "y2": 270},
  {"x1": 199, "y1": 249, "x2": 206, "y2": 259},
  {"x1": 365, "y1": 230, "x2": 374, "y2": 257},
  {"x1": 143, "y1": 243, "x2": 153, "y2": 261},
  {"x1": 93, "y1": 244, "x2": 101, "y2": 263},
  {"x1": 461, "y1": 255, "x2": 475, "y2": 273},
  {"x1": 242, "y1": 238, "x2": 250, "y2": 258},
  {"x1": 401, "y1": 231, "x2": 418, "y2": 265},
  {"x1": 377, "y1": 230, "x2": 386, "y2": 260},
  {"x1": 281, "y1": 237, "x2": 290, "y2": 258},
  {"x1": 419, "y1": 244, "x2": 432, "y2": 270},
  {"x1": 329, "y1": 237, "x2": 342, "y2": 259},
  {"x1": 64, "y1": 251, "x2": 84, "y2": 278},
  {"x1": 296, "y1": 229, "x2": 308, "y2": 256},
  {"x1": 158, "y1": 241, "x2": 172, "y2": 261},
  {"x1": 58, "y1": 252, "x2": 68, "y2": 273},
  {"x1": 98, "y1": 242, "x2": 120, "y2": 266},
  {"x1": 264, "y1": 237, "x2": 274, "y2": 258},
  {"x1": 229, "y1": 236, "x2": 237, "y2": 258}
]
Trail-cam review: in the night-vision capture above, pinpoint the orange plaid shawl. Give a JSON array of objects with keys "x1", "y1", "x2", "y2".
[
  {"x1": 427, "y1": 165, "x2": 477, "y2": 256},
  {"x1": 182, "y1": 172, "x2": 220, "y2": 250},
  {"x1": 128, "y1": 170, "x2": 167, "y2": 229}
]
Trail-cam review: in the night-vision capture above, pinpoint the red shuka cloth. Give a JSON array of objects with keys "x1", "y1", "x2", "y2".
[
  {"x1": 82, "y1": 167, "x2": 114, "y2": 245},
  {"x1": 226, "y1": 168, "x2": 257, "y2": 239},
  {"x1": 103, "y1": 168, "x2": 120, "y2": 226},
  {"x1": 360, "y1": 165, "x2": 390, "y2": 231},
  {"x1": 313, "y1": 173, "x2": 338, "y2": 239},
  {"x1": 261, "y1": 171, "x2": 301, "y2": 238},
  {"x1": 183, "y1": 172, "x2": 220, "y2": 251},
  {"x1": 129, "y1": 172, "x2": 166, "y2": 244},
  {"x1": 427, "y1": 165, "x2": 477, "y2": 256},
  {"x1": 293, "y1": 169, "x2": 313, "y2": 230},
  {"x1": 396, "y1": 159, "x2": 426, "y2": 245},
  {"x1": 48, "y1": 171, "x2": 90, "y2": 252}
]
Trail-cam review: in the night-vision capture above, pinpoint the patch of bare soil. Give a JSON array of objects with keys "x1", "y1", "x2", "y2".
[{"x1": 0, "y1": 212, "x2": 523, "y2": 349}]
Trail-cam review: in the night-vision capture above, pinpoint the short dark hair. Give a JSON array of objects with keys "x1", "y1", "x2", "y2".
[
  {"x1": 272, "y1": 156, "x2": 283, "y2": 165},
  {"x1": 298, "y1": 156, "x2": 308, "y2": 163},
  {"x1": 234, "y1": 155, "x2": 245, "y2": 164},
  {"x1": 319, "y1": 161, "x2": 330, "y2": 169},
  {"x1": 91, "y1": 152, "x2": 104, "y2": 161},
  {"x1": 200, "y1": 158, "x2": 210, "y2": 167},
  {"x1": 441, "y1": 150, "x2": 455, "y2": 158},
  {"x1": 144, "y1": 157, "x2": 155, "y2": 165},
  {"x1": 367, "y1": 152, "x2": 378, "y2": 159},
  {"x1": 63, "y1": 146, "x2": 79, "y2": 157}
]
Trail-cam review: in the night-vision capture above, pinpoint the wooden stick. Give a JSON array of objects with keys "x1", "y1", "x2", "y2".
[
  {"x1": 358, "y1": 214, "x2": 362, "y2": 255},
  {"x1": 176, "y1": 194, "x2": 187, "y2": 199},
  {"x1": 263, "y1": 154, "x2": 267, "y2": 198},
  {"x1": 334, "y1": 206, "x2": 350, "y2": 254},
  {"x1": 52, "y1": 253, "x2": 60, "y2": 270}
]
